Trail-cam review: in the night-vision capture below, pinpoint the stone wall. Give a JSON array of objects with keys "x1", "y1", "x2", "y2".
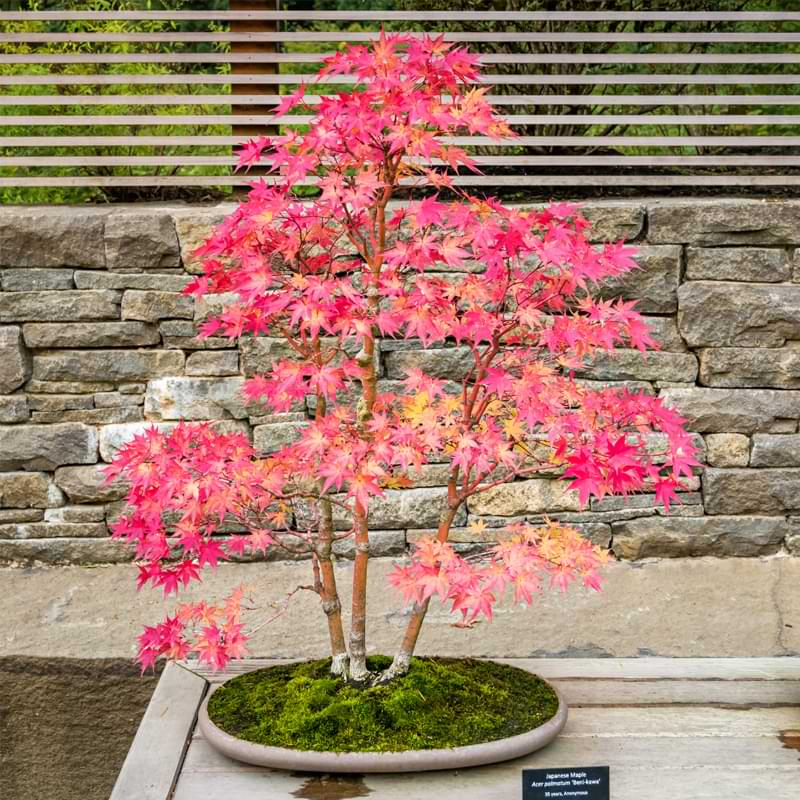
[{"x1": 1, "y1": 199, "x2": 799, "y2": 566}]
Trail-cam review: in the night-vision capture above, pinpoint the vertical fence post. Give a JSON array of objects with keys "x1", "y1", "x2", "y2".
[{"x1": 229, "y1": 0, "x2": 280, "y2": 179}]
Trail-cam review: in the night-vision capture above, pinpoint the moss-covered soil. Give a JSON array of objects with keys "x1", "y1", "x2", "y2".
[{"x1": 207, "y1": 656, "x2": 559, "y2": 753}]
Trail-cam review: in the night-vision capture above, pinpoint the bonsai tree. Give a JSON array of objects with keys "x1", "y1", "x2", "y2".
[{"x1": 106, "y1": 33, "x2": 698, "y2": 686}]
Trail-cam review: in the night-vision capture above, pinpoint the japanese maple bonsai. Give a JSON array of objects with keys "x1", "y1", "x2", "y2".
[{"x1": 106, "y1": 33, "x2": 697, "y2": 767}]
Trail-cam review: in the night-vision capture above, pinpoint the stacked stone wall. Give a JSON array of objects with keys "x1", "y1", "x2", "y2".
[{"x1": 1, "y1": 199, "x2": 799, "y2": 565}]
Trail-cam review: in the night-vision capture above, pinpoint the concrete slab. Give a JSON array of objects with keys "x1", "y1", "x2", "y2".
[{"x1": 2, "y1": 555, "x2": 797, "y2": 659}]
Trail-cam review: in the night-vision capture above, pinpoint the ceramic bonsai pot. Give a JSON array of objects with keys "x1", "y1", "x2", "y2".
[{"x1": 198, "y1": 679, "x2": 567, "y2": 773}]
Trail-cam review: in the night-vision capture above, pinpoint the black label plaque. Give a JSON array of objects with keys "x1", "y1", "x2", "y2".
[{"x1": 522, "y1": 767, "x2": 609, "y2": 800}]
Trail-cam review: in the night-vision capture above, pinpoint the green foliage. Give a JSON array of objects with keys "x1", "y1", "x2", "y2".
[{"x1": 207, "y1": 656, "x2": 559, "y2": 753}]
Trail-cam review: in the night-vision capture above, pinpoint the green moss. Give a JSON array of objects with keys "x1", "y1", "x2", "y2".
[{"x1": 207, "y1": 656, "x2": 559, "y2": 753}]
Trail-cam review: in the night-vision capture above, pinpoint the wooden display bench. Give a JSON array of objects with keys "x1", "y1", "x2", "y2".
[{"x1": 110, "y1": 657, "x2": 800, "y2": 800}]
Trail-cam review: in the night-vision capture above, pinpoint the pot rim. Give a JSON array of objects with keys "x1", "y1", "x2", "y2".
[{"x1": 197, "y1": 667, "x2": 568, "y2": 774}]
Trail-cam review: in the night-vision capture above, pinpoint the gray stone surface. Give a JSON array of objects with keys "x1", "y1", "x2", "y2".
[
  {"x1": 332, "y1": 487, "x2": 466, "y2": 530},
  {"x1": 121, "y1": 290, "x2": 194, "y2": 322},
  {"x1": 644, "y1": 316, "x2": 687, "y2": 352},
  {"x1": 576, "y1": 350, "x2": 698, "y2": 383},
  {"x1": 0, "y1": 472, "x2": 63, "y2": 509},
  {"x1": 74, "y1": 271, "x2": 191, "y2": 291},
  {"x1": 699, "y1": 347, "x2": 800, "y2": 389},
  {"x1": 145, "y1": 376, "x2": 247, "y2": 420},
  {"x1": 581, "y1": 201, "x2": 646, "y2": 242},
  {"x1": 685, "y1": 247, "x2": 791, "y2": 283},
  {"x1": 0, "y1": 208, "x2": 106, "y2": 268},
  {"x1": 751, "y1": 434, "x2": 800, "y2": 467},
  {"x1": 185, "y1": 350, "x2": 239, "y2": 376},
  {"x1": 0, "y1": 394, "x2": 29, "y2": 424},
  {"x1": 704, "y1": 468, "x2": 800, "y2": 515},
  {"x1": 649, "y1": 199, "x2": 800, "y2": 245},
  {"x1": 171, "y1": 206, "x2": 232, "y2": 274},
  {"x1": 22, "y1": 321, "x2": 160, "y2": 348},
  {"x1": 1, "y1": 557, "x2": 796, "y2": 657},
  {"x1": 33, "y1": 349, "x2": 185, "y2": 382},
  {"x1": 661, "y1": 387, "x2": 800, "y2": 433},
  {"x1": 0, "y1": 268, "x2": 74, "y2": 291},
  {"x1": 104, "y1": 211, "x2": 180, "y2": 271},
  {"x1": 253, "y1": 421, "x2": 307, "y2": 453},
  {"x1": 0, "y1": 424, "x2": 97, "y2": 471},
  {"x1": 27, "y1": 394, "x2": 94, "y2": 412},
  {"x1": 602, "y1": 245, "x2": 681, "y2": 313},
  {"x1": 0, "y1": 538, "x2": 131, "y2": 565},
  {"x1": 0, "y1": 521, "x2": 108, "y2": 540},
  {"x1": 0, "y1": 326, "x2": 30, "y2": 394},
  {"x1": 705, "y1": 433, "x2": 750, "y2": 467},
  {"x1": 0, "y1": 290, "x2": 120, "y2": 323},
  {"x1": 468, "y1": 479, "x2": 581, "y2": 517},
  {"x1": 678, "y1": 281, "x2": 800, "y2": 348},
  {"x1": 54, "y1": 465, "x2": 127, "y2": 504},
  {"x1": 98, "y1": 421, "x2": 176, "y2": 462},
  {"x1": 611, "y1": 516, "x2": 786, "y2": 559},
  {"x1": 384, "y1": 346, "x2": 472, "y2": 381}
]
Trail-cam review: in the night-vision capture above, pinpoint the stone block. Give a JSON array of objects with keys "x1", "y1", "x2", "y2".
[
  {"x1": 185, "y1": 350, "x2": 239, "y2": 376},
  {"x1": 0, "y1": 208, "x2": 106, "y2": 268},
  {"x1": 24, "y1": 380, "x2": 114, "y2": 394},
  {"x1": 750, "y1": 434, "x2": 800, "y2": 467},
  {"x1": 704, "y1": 467, "x2": 800, "y2": 515},
  {"x1": 0, "y1": 510, "x2": 43, "y2": 523},
  {"x1": 332, "y1": 487, "x2": 466, "y2": 530},
  {"x1": 0, "y1": 326, "x2": 31, "y2": 394},
  {"x1": 576, "y1": 350, "x2": 697, "y2": 383},
  {"x1": 27, "y1": 394, "x2": 94, "y2": 412},
  {"x1": 145, "y1": 376, "x2": 247, "y2": 420},
  {"x1": 644, "y1": 316, "x2": 687, "y2": 352},
  {"x1": 44, "y1": 505, "x2": 106, "y2": 524},
  {"x1": 0, "y1": 538, "x2": 132, "y2": 565},
  {"x1": 602, "y1": 245, "x2": 681, "y2": 313},
  {"x1": 172, "y1": 206, "x2": 233, "y2": 274},
  {"x1": 685, "y1": 247, "x2": 790, "y2": 283},
  {"x1": 30, "y1": 407, "x2": 143, "y2": 425},
  {"x1": 23, "y1": 321, "x2": 160, "y2": 348},
  {"x1": 0, "y1": 268, "x2": 74, "y2": 291},
  {"x1": 0, "y1": 522, "x2": 108, "y2": 540},
  {"x1": 0, "y1": 472, "x2": 63, "y2": 509},
  {"x1": 467, "y1": 479, "x2": 581, "y2": 517},
  {"x1": 0, "y1": 290, "x2": 120, "y2": 323},
  {"x1": 94, "y1": 392, "x2": 143, "y2": 408},
  {"x1": 332, "y1": 530, "x2": 406, "y2": 558},
  {"x1": 253, "y1": 421, "x2": 308, "y2": 453},
  {"x1": 0, "y1": 423, "x2": 97, "y2": 470},
  {"x1": 54, "y1": 465, "x2": 127, "y2": 503},
  {"x1": 580, "y1": 202, "x2": 646, "y2": 242},
  {"x1": 611, "y1": 516, "x2": 787, "y2": 559},
  {"x1": 679, "y1": 281, "x2": 800, "y2": 348},
  {"x1": 33, "y1": 350, "x2": 184, "y2": 383},
  {"x1": 104, "y1": 211, "x2": 180, "y2": 271},
  {"x1": 698, "y1": 347, "x2": 800, "y2": 389},
  {"x1": 121, "y1": 290, "x2": 193, "y2": 322},
  {"x1": 99, "y1": 421, "x2": 176, "y2": 462},
  {"x1": 705, "y1": 433, "x2": 750, "y2": 467},
  {"x1": 0, "y1": 394, "x2": 29, "y2": 423},
  {"x1": 193, "y1": 292, "x2": 239, "y2": 321},
  {"x1": 384, "y1": 346, "x2": 472, "y2": 381},
  {"x1": 649, "y1": 199, "x2": 800, "y2": 245},
  {"x1": 74, "y1": 271, "x2": 190, "y2": 291},
  {"x1": 660, "y1": 388, "x2": 800, "y2": 433}
]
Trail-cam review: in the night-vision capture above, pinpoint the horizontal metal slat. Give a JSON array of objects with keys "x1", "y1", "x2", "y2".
[
  {"x1": 5, "y1": 155, "x2": 800, "y2": 167},
  {"x1": 3, "y1": 94, "x2": 799, "y2": 107},
  {"x1": 2, "y1": 174, "x2": 799, "y2": 188},
  {"x1": 6, "y1": 31, "x2": 800, "y2": 43},
  {"x1": 2, "y1": 11, "x2": 800, "y2": 22},
  {"x1": 8, "y1": 155, "x2": 800, "y2": 168},
  {"x1": 3, "y1": 73, "x2": 800, "y2": 87},
  {"x1": 3, "y1": 114, "x2": 799, "y2": 127},
  {"x1": 3, "y1": 53, "x2": 800, "y2": 66},
  {"x1": 3, "y1": 135, "x2": 799, "y2": 148}
]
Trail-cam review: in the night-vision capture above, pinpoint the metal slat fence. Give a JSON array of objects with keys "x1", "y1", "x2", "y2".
[{"x1": 1, "y1": 6, "x2": 799, "y2": 195}]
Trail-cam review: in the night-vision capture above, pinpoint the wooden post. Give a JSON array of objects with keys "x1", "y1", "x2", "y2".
[{"x1": 230, "y1": 0, "x2": 279, "y2": 184}]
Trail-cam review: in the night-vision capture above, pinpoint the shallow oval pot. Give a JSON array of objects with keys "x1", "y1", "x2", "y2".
[{"x1": 198, "y1": 673, "x2": 567, "y2": 774}]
